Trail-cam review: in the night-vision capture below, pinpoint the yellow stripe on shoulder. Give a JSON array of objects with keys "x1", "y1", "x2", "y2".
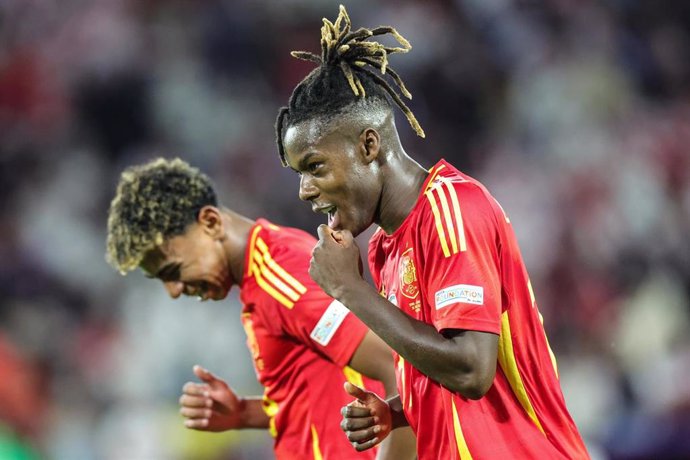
[
  {"x1": 253, "y1": 251, "x2": 300, "y2": 301},
  {"x1": 255, "y1": 238, "x2": 307, "y2": 294},
  {"x1": 249, "y1": 236, "x2": 308, "y2": 309},
  {"x1": 425, "y1": 179, "x2": 467, "y2": 258},
  {"x1": 424, "y1": 164, "x2": 446, "y2": 192},
  {"x1": 245, "y1": 225, "x2": 263, "y2": 278},
  {"x1": 251, "y1": 264, "x2": 295, "y2": 308}
]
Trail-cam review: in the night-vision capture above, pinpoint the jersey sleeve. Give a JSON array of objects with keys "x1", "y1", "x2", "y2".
[
  {"x1": 418, "y1": 179, "x2": 503, "y2": 335},
  {"x1": 254, "y1": 229, "x2": 369, "y2": 367}
]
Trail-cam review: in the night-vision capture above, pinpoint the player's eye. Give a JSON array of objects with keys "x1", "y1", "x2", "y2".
[{"x1": 307, "y1": 162, "x2": 322, "y2": 173}]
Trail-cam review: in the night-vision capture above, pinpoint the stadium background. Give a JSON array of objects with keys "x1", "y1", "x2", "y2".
[{"x1": 1, "y1": 0, "x2": 689, "y2": 459}]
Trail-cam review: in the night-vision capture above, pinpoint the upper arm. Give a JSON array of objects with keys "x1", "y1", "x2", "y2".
[
  {"x1": 444, "y1": 329, "x2": 499, "y2": 397},
  {"x1": 347, "y1": 330, "x2": 397, "y2": 397},
  {"x1": 420, "y1": 181, "x2": 503, "y2": 335},
  {"x1": 257, "y1": 231, "x2": 370, "y2": 365}
]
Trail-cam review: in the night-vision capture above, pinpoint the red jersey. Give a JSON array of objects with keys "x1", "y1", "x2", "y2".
[
  {"x1": 240, "y1": 219, "x2": 383, "y2": 460},
  {"x1": 368, "y1": 160, "x2": 589, "y2": 459}
]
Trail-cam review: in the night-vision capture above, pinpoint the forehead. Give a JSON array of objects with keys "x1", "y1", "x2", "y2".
[{"x1": 283, "y1": 119, "x2": 327, "y2": 159}]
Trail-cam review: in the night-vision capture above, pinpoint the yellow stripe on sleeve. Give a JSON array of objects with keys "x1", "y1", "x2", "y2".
[
  {"x1": 256, "y1": 237, "x2": 307, "y2": 294},
  {"x1": 451, "y1": 399, "x2": 473, "y2": 459},
  {"x1": 425, "y1": 189, "x2": 451, "y2": 257},
  {"x1": 497, "y1": 311, "x2": 545, "y2": 434}
]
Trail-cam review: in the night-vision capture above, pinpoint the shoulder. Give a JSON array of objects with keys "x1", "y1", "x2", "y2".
[
  {"x1": 245, "y1": 220, "x2": 316, "y2": 310},
  {"x1": 250, "y1": 219, "x2": 316, "y2": 263},
  {"x1": 417, "y1": 169, "x2": 507, "y2": 258},
  {"x1": 422, "y1": 171, "x2": 505, "y2": 226}
]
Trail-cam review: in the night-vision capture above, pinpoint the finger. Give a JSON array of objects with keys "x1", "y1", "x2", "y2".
[
  {"x1": 182, "y1": 382, "x2": 209, "y2": 396},
  {"x1": 184, "y1": 418, "x2": 209, "y2": 430},
  {"x1": 353, "y1": 437, "x2": 380, "y2": 452},
  {"x1": 346, "y1": 425, "x2": 381, "y2": 443},
  {"x1": 341, "y1": 415, "x2": 378, "y2": 432},
  {"x1": 180, "y1": 407, "x2": 212, "y2": 419},
  {"x1": 179, "y1": 394, "x2": 212, "y2": 408},
  {"x1": 341, "y1": 404, "x2": 374, "y2": 418},
  {"x1": 193, "y1": 365, "x2": 219, "y2": 384},
  {"x1": 344, "y1": 381, "x2": 369, "y2": 401}
]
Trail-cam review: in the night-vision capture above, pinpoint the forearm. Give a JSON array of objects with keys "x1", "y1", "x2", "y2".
[
  {"x1": 338, "y1": 280, "x2": 488, "y2": 396},
  {"x1": 239, "y1": 397, "x2": 271, "y2": 429}
]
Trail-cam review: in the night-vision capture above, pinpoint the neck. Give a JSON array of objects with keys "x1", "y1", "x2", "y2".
[
  {"x1": 220, "y1": 208, "x2": 255, "y2": 286},
  {"x1": 376, "y1": 150, "x2": 428, "y2": 235}
]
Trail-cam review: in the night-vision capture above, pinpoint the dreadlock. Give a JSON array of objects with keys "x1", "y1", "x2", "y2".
[
  {"x1": 105, "y1": 158, "x2": 217, "y2": 274},
  {"x1": 275, "y1": 4, "x2": 425, "y2": 166}
]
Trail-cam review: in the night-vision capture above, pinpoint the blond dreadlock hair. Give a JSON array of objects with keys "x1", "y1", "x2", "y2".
[
  {"x1": 105, "y1": 158, "x2": 217, "y2": 274},
  {"x1": 276, "y1": 4, "x2": 425, "y2": 166}
]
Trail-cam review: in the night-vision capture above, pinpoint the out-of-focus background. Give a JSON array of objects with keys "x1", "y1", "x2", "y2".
[{"x1": 1, "y1": 0, "x2": 689, "y2": 459}]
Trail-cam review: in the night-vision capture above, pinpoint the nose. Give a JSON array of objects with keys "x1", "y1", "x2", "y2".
[
  {"x1": 298, "y1": 174, "x2": 318, "y2": 202},
  {"x1": 164, "y1": 281, "x2": 183, "y2": 299}
]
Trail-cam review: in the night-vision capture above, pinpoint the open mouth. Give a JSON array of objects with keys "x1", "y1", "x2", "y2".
[
  {"x1": 317, "y1": 205, "x2": 338, "y2": 228},
  {"x1": 327, "y1": 207, "x2": 337, "y2": 228},
  {"x1": 188, "y1": 282, "x2": 210, "y2": 301}
]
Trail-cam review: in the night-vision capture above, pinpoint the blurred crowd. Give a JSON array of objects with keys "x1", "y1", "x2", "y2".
[{"x1": 1, "y1": 0, "x2": 688, "y2": 459}]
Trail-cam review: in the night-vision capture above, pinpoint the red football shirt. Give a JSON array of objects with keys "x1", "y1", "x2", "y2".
[
  {"x1": 240, "y1": 219, "x2": 382, "y2": 460},
  {"x1": 368, "y1": 160, "x2": 589, "y2": 459}
]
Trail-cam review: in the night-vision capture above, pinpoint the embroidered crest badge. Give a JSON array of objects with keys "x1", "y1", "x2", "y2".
[{"x1": 399, "y1": 248, "x2": 419, "y2": 300}]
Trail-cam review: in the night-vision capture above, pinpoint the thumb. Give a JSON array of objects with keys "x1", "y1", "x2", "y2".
[
  {"x1": 344, "y1": 381, "x2": 369, "y2": 401},
  {"x1": 316, "y1": 224, "x2": 336, "y2": 244},
  {"x1": 193, "y1": 365, "x2": 219, "y2": 384}
]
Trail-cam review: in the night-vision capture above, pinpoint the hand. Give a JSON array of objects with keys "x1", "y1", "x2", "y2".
[
  {"x1": 179, "y1": 365, "x2": 246, "y2": 432},
  {"x1": 310, "y1": 225, "x2": 364, "y2": 299},
  {"x1": 340, "y1": 382, "x2": 392, "y2": 451}
]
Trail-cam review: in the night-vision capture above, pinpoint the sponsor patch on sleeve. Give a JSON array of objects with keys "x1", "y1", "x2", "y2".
[
  {"x1": 310, "y1": 300, "x2": 350, "y2": 346},
  {"x1": 435, "y1": 284, "x2": 484, "y2": 309}
]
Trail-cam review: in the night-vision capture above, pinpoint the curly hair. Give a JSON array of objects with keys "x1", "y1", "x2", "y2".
[
  {"x1": 106, "y1": 158, "x2": 217, "y2": 274},
  {"x1": 275, "y1": 4, "x2": 425, "y2": 166}
]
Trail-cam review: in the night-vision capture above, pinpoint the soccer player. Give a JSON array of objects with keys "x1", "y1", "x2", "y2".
[
  {"x1": 275, "y1": 5, "x2": 590, "y2": 459},
  {"x1": 105, "y1": 158, "x2": 416, "y2": 460}
]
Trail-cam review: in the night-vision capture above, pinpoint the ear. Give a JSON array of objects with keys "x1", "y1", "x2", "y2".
[
  {"x1": 359, "y1": 128, "x2": 380, "y2": 164},
  {"x1": 197, "y1": 206, "x2": 224, "y2": 239}
]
